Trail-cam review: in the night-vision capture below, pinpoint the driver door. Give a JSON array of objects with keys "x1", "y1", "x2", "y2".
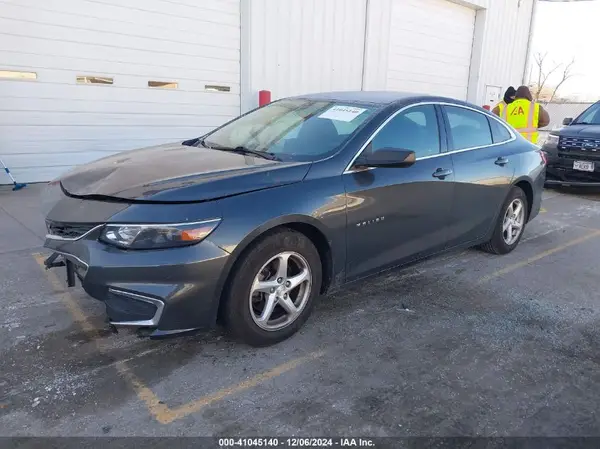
[{"x1": 343, "y1": 104, "x2": 455, "y2": 280}]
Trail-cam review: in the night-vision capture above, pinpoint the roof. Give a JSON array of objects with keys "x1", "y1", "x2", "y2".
[{"x1": 289, "y1": 90, "x2": 468, "y2": 107}]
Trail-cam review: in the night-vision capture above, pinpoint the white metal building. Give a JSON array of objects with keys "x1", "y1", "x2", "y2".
[{"x1": 0, "y1": 0, "x2": 537, "y2": 184}]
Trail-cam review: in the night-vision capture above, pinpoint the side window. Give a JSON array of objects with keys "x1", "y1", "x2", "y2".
[
  {"x1": 370, "y1": 105, "x2": 440, "y2": 158},
  {"x1": 445, "y1": 106, "x2": 493, "y2": 150},
  {"x1": 488, "y1": 117, "x2": 512, "y2": 144}
]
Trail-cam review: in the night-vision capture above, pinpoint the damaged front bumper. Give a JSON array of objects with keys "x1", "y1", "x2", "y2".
[
  {"x1": 43, "y1": 228, "x2": 231, "y2": 338},
  {"x1": 43, "y1": 251, "x2": 165, "y2": 330}
]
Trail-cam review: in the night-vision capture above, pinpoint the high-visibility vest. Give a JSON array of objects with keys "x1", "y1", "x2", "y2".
[
  {"x1": 495, "y1": 101, "x2": 507, "y2": 117},
  {"x1": 498, "y1": 98, "x2": 540, "y2": 144}
]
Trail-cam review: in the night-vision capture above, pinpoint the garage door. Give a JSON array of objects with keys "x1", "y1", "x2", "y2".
[
  {"x1": 0, "y1": 0, "x2": 240, "y2": 183},
  {"x1": 386, "y1": 0, "x2": 475, "y2": 100}
]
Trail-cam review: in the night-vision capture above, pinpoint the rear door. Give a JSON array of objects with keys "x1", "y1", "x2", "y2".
[
  {"x1": 441, "y1": 105, "x2": 516, "y2": 247},
  {"x1": 343, "y1": 104, "x2": 455, "y2": 280}
]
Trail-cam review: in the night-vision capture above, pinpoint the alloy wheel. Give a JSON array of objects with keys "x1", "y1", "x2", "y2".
[
  {"x1": 502, "y1": 198, "x2": 525, "y2": 245},
  {"x1": 249, "y1": 251, "x2": 312, "y2": 331}
]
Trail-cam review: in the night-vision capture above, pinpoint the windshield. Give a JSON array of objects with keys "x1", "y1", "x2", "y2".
[
  {"x1": 574, "y1": 103, "x2": 600, "y2": 125},
  {"x1": 201, "y1": 99, "x2": 376, "y2": 162}
]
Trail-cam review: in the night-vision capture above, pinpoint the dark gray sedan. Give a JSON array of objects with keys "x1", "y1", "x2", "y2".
[{"x1": 42, "y1": 91, "x2": 546, "y2": 346}]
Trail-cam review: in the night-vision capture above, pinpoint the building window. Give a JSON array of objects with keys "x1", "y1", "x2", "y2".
[
  {"x1": 0, "y1": 70, "x2": 37, "y2": 80},
  {"x1": 77, "y1": 76, "x2": 113, "y2": 85},
  {"x1": 148, "y1": 81, "x2": 178, "y2": 89},
  {"x1": 205, "y1": 84, "x2": 231, "y2": 92}
]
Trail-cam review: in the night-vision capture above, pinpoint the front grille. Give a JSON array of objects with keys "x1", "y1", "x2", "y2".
[
  {"x1": 558, "y1": 136, "x2": 600, "y2": 161},
  {"x1": 559, "y1": 136, "x2": 600, "y2": 151},
  {"x1": 46, "y1": 220, "x2": 99, "y2": 239}
]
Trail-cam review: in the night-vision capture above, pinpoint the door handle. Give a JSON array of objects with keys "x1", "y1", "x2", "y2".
[
  {"x1": 432, "y1": 168, "x2": 453, "y2": 179},
  {"x1": 495, "y1": 157, "x2": 509, "y2": 166}
]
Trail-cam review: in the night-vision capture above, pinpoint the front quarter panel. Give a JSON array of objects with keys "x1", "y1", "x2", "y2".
[{"x1": 209, "y1": 174, "x2": 348, "y2": 295}]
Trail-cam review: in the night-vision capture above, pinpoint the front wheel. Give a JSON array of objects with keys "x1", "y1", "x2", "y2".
[
  {"x1": 222, "y1": 229, "x2": 322, "y2": 347},
  {"x1": 480, "y1": 186, "x2": 528, "y2": 255}
]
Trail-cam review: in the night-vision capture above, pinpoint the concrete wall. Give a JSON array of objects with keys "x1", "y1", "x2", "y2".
[{"x1": 543, "y1": 102, "x2": 595, "y2": 130}]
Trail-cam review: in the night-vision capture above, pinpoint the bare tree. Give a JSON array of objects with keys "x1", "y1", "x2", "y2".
[
  {"x1": 531, "y1": 52, "x2": 576, "y2": 104},
  {"x1": 533, "y1": 52, "x2": 561, "y2": 101},
  {"x1": 547, "y1": 58, "x2": 576, "y2": 104}
]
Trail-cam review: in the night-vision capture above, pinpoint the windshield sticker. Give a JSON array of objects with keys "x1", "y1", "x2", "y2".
[{"x1": 318, "y1": 105, "x2": 367, "y2": 122}]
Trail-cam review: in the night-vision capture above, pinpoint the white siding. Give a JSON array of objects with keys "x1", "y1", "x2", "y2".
[
  {"x1": 468, "y1": 0, "x2": 537, "y2": 106},
  {"x1": 386, "y1": 0, "x2": 476, "y2": 99},
  {"x1": 0, "y1": 0, "x2": 537, "y2": 184},
  {"x1": 0, "y1": 0, "x2": 241, "y2": 183},
  {"x1": 361, "y1": 0, "x2": 392, "y2": 91},
  {"x1": 242, "y1": 0, "x2": 367, "y2": 113},
  {"x1": 363, "y1": 0, "x2": 535, "y2": 107}
]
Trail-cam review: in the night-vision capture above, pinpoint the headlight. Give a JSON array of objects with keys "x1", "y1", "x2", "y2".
[
  {"x1": 99, "y1": 219, "x2": 221, "y2": 250},
  {"x1": 546, "y1": 134, "x2": 559, "y2": 146}
]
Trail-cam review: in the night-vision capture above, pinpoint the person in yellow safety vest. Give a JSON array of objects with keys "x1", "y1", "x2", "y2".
[
  {"x1": 492, "y1": 86, "x2": 516, "y2": 115},
  {"x1": 493, "y1": 85, "x2": 550, "y2": 144}
]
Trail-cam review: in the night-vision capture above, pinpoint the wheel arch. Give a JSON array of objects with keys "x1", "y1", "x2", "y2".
[
  {"x1": 214, "y1": 215, "x2": 336, "y2": 322},
  {"x1": 512, "y1": 177, "x2": 534, "y2": 221},
  {"x1": 482, "y1": 177, "x2": 534, "y2": 243}
]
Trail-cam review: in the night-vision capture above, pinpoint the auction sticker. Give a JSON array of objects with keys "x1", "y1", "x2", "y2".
[{"x1": 318, "y1": 105, "x2": 367, "y2": 122}]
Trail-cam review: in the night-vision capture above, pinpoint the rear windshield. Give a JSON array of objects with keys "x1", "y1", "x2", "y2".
[{"x1": 202, "y1": 99, "x2": 377, "y2": 162}]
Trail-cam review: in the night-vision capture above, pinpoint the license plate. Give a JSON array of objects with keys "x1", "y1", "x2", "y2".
[{"x1": 573, "y1": 160, "x2": 595, "y2": 172}]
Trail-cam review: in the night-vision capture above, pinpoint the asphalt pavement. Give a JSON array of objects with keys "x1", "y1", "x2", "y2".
[{"x1": 1, "y1": 183, "x2": 600, "y2": 437}]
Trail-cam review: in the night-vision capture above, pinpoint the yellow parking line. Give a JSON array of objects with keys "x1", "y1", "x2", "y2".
[
  {"x1": 33, "y1": 254, "x2": 99, "y2": 338},
  {"x1": 31, "y1": 226, "x2": 600, "y2": 423},
  {"x1": 540, "y1": 207, "x2": 547, "y2": 213},
  {"x1": 33, "y1": 253, "x2": 324, "y2": 424},
  {"x1": 33, "y1": 253, "x2": 169, "y2": 421},
  {"x1": 114, "y1": 361, "x2": 174, "y2": 424},
  {"x1": 477, "y1": 229, "x2": 600, "y2": 284}
]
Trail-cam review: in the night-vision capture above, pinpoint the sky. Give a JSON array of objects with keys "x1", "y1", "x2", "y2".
[{"x1": 530, "y1": 0, "x2": 600, "y2": 101}]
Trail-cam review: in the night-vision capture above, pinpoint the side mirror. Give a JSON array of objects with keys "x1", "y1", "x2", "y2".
[
  {"x1": 354, "y1": 148, "x2": 416, "y2": 169},
  {"x1": 563, "y1": 117, "x2": 573, "y2": 126}
]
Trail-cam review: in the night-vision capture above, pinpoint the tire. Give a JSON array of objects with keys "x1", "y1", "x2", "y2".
[
  {"x1": 479, "y1": 186, "x2": 529, "y2": 255},
  {"x1": 222, "y1": 229, "x2": 322, "y2": 347}
]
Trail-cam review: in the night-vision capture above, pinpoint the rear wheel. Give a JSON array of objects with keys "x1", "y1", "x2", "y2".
[
  {"x1": 222, "y1": 229, "x2": 322, "y2": 347},
  {"x1": 480, "y1": 186, "x2": 528, "y2": 255}
]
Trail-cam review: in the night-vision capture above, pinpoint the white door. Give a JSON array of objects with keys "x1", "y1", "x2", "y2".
[
  {"x1": 386, "y1": 0, "x2": 476, "y2": 99},
  {"x1": 0, "y1": 0, "x2": 241, "y2": 183},
  {"x1": 246, "y1": 0, "x2": 367, "y2": 107}
]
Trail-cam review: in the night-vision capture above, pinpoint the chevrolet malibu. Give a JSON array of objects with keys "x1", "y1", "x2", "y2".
[{"x1": 42, "y1": 91, "x2": 546, "y2": 346}]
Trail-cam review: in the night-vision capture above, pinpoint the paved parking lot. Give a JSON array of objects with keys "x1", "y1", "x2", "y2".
[{"x1": 1, "y1": 184, "x2": 600, "y2": 437}]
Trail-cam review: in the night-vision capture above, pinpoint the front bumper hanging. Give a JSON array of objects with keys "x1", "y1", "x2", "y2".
[{"x1": 44, "y1": 252, "x2": 77, "y2": 287}]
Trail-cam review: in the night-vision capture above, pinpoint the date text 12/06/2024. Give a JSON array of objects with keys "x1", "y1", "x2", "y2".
[{"x1": 218, "y1": 438, "x2": 376, "y2": 447}]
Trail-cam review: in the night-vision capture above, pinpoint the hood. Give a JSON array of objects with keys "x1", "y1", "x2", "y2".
[
  {"x1": 59, "y1": 141, "x2": 311, "y2": 202},
  {"x1": 559, "y1": 124, "x2": 600, "y2": 139}
]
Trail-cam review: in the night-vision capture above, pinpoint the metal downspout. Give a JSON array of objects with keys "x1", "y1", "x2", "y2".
[{"x1": 361, "y1": 0, "x2": 370, "y2": 90}]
